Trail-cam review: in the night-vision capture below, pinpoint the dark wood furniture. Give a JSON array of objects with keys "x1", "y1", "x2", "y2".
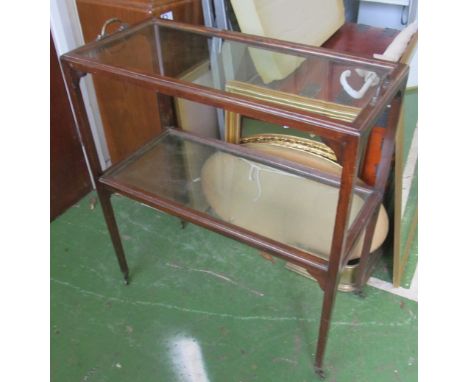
[
  {"x1": 323, "y1": 23, "x2": 399, "y2": 58},
  {"x1": 51, "y1": 33, "x2": 92, "y2": 220},
  {"x1": 76, "y1": 0, "x2": 204, "y2": 163},
  {"x1": 61, "y1": 18, "x2": 408, "y2": 377}
]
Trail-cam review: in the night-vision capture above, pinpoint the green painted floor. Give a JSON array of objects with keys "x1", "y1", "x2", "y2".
[{"x1": 51, "y1": 193, "x2": 417, "y2": 382}]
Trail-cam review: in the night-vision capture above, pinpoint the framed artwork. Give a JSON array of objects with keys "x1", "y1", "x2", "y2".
[{"x1": 224, "y1": 79, "x2": 360, "y2": 144}]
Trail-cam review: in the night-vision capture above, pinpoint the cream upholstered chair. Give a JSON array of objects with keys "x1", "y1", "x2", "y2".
[{"x1": 201, "y1": 135, "x2": 389, "y2": 265}]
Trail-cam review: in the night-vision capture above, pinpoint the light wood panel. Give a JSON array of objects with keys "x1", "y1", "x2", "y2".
[{"x1": 76, "y1": 0, "x2": 204, "y2": 163}]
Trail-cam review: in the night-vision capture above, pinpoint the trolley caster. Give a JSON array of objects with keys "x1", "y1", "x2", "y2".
[{"x1": 314, "y1": 366, "x2": 326, "y2": 379}]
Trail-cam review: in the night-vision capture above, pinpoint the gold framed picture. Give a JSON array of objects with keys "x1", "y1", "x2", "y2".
[{"x1": 223, "y1": 79, "x2": 360, "y2": 144}]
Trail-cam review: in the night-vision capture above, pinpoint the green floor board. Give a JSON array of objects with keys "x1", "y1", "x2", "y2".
[{"x1": 52, "y1": 194, "x2": 417, "y2": 382}]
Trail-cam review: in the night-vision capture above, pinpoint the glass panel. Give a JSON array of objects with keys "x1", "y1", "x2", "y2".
[
  {"x1": 74, "y1": 21, "x2": 393, "y2": 121},
  {"x1": 106, "y1": 133, "x2": 369, "y2": 259}
]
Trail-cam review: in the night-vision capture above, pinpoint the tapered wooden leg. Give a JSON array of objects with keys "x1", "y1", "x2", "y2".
[
  {"x1": 313, "y1": 137, "x2": 361, "y2": 376},
  {"x1": 61, "y1": 63, "x2": 131, "y2": 284},
  {"x1": 356, "y1": 94, "x2": 404, "y2": 293},
  {"x1": 354, "y1": 211, "x2": 380, "y2": 296},
  {"x1": 314, "y1": 280, "x2": 339, "y2": 377},
  {"x1": 97, "y1": 186, "x2": 130, "y2": 284}
]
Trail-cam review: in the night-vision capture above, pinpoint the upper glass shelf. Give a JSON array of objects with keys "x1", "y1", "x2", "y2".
[{"x1": 67, "y1": 19, "x2": 397, "y2": 124}]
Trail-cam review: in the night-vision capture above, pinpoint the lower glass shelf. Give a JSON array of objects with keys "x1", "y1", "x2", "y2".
[{"x1": 100, "y1": 128, "x2": 379, "y2": 269}]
